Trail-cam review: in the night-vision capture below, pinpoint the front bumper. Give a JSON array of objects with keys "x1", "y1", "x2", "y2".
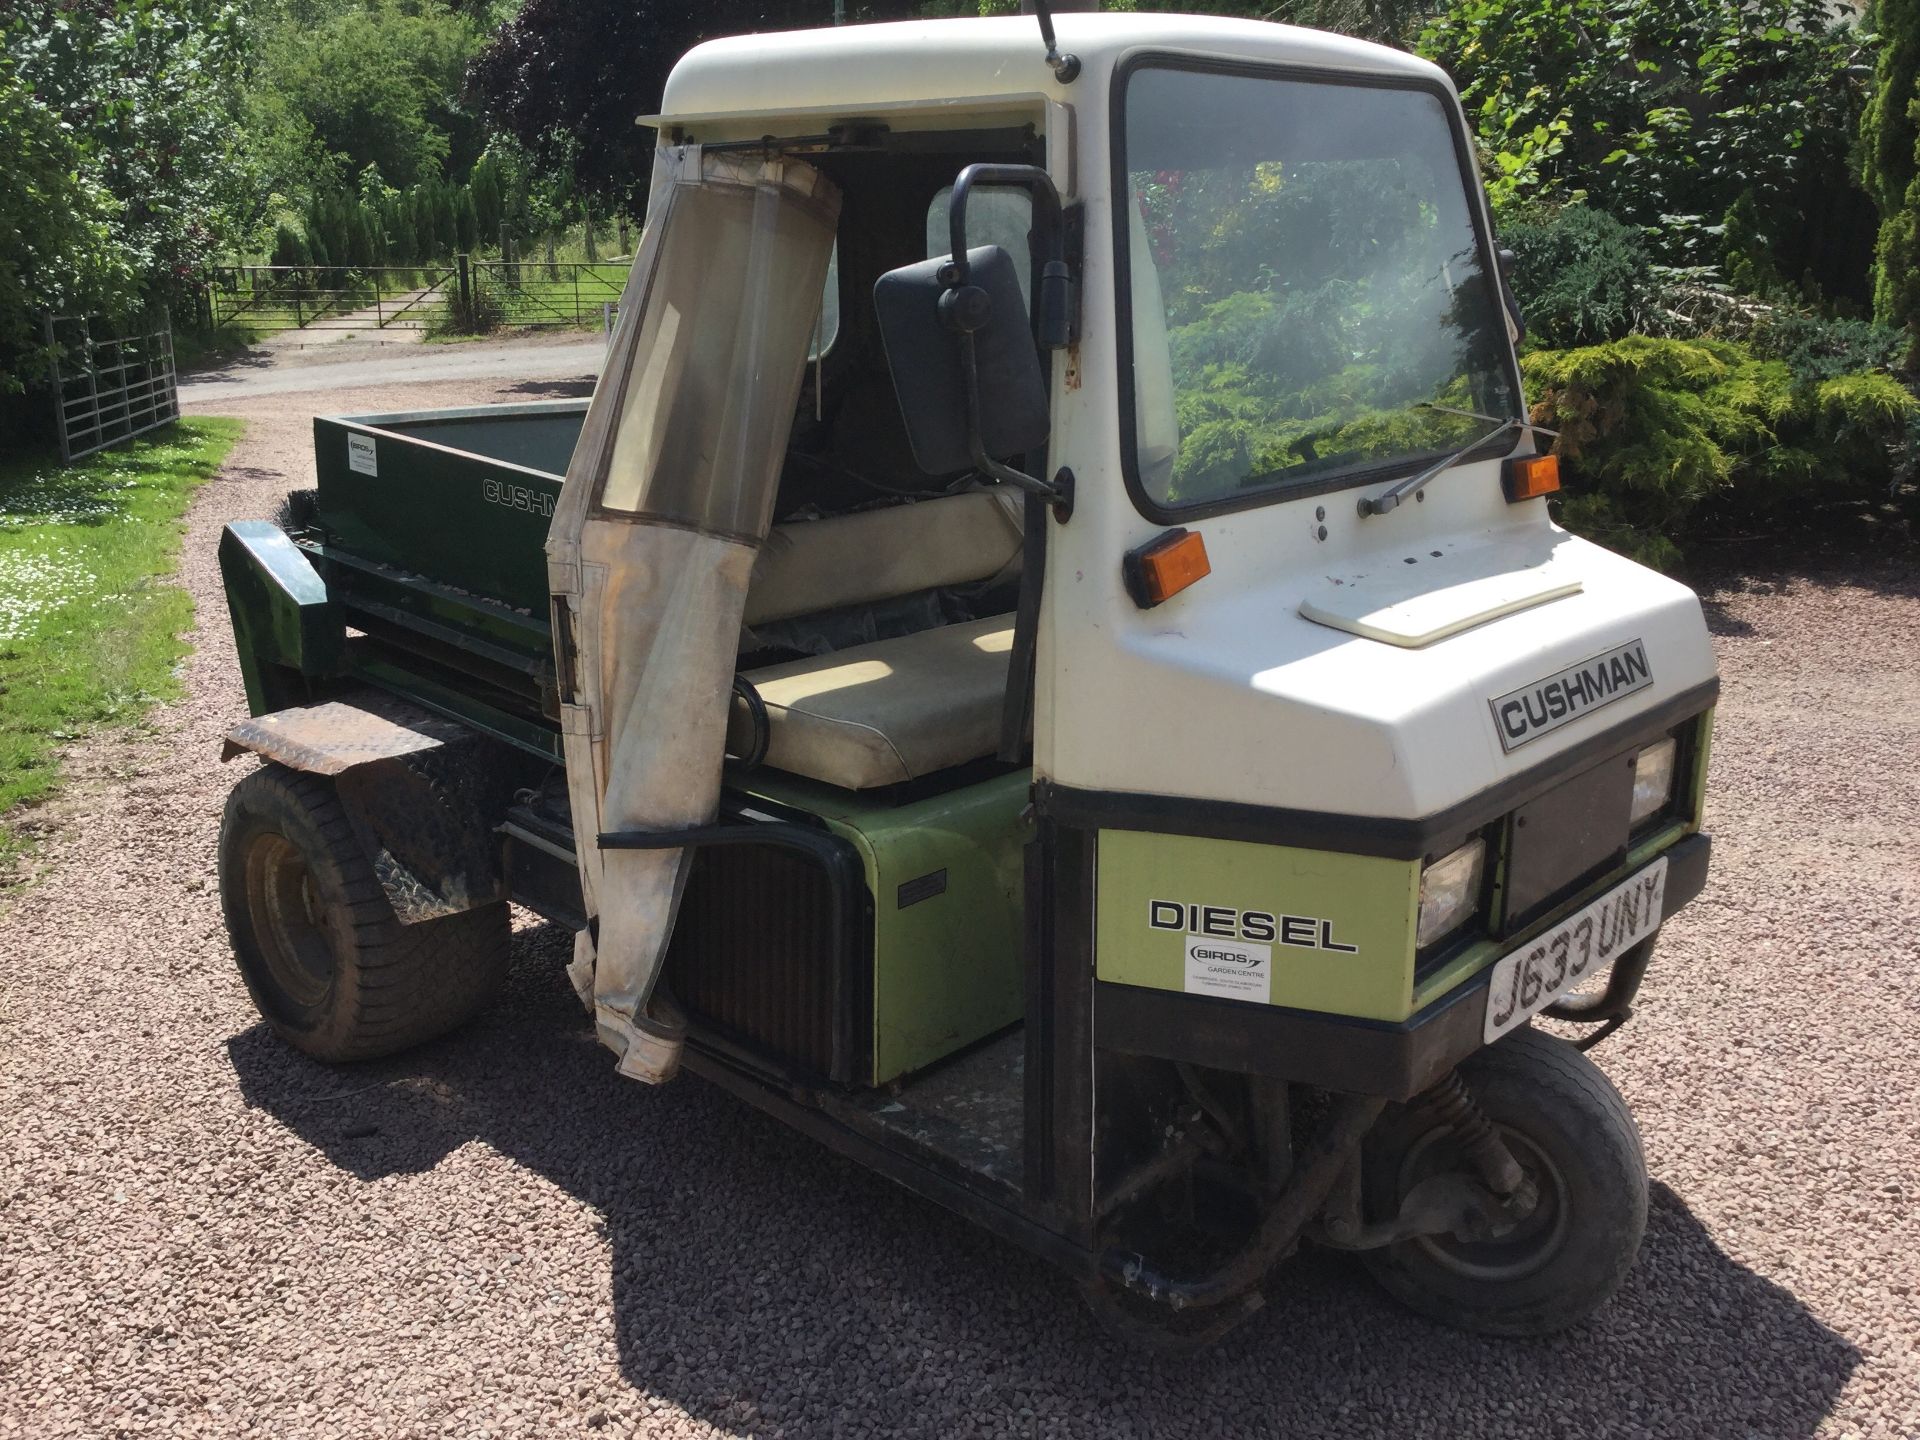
[{"x1": 1095, "y1": 833, "x2": 1711, "y2": 1100}]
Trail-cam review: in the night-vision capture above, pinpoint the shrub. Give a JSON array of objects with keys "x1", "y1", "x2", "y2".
[
  {"x1": 1524, "y1": 335, "x2": 1916, "y2": 567},
  {"x1": 268, "y1": 223, "x2": 311, "y2": 270},
  {"x1": 1747, "y1": 311, "x2": 1910, "y2": 384},
  {"x1": 436, "y1": 275, "x2": 505, "y2": 336},
  {"x1": 1501, "y1": 206, "x2": 1653, "y2": 348}
]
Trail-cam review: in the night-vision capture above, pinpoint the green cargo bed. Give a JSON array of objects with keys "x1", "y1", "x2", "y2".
[{"x1": 311, "y1": 400, "x2": 584, "y2": 615}]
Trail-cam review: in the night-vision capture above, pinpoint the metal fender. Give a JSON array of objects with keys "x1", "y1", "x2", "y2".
[{"x1": 217, "y1": 521, "x2": 345, "y2": 714}]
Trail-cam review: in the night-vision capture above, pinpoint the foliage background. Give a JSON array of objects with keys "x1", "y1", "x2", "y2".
[{"x1": 3, "y1": 0, "x2": 1917, "y2": 561}]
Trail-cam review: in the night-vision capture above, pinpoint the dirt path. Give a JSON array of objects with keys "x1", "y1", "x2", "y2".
[
  {"x1": 179, "y1": 330, "x2": 604, "y2": 403},
  {"x1": 2, "y1": 377, "x2": 1916, "y2": 1438}
]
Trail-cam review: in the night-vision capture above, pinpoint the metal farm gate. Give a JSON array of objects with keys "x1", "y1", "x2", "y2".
[
  {"x1": 44, "y1": 314, "x2": 180, "y2": 463},
  {"x1": 206, "y1": 264, "x2": 457, "y2": 333},
  {"x1": 468, "y1": 258, "x2": 626, "y2": 330},
  {"x1": 201, "y1": 260, "x2": 627, "y2": 336}
]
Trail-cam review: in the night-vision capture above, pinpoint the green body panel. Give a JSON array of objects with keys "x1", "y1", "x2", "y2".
[
  {"x1": 311, "y1": 402, "x2": 578, "y2": 615},
  {"x1": 1689, "y1": 708, "x2": 1715, "y2": 830},
  {"x1": 1095, "y1": 831, "x2": 1421, "y2": 1022},
  {"x1": 350, "y1": 652, "x2": 565, "y2": 762},
  {"x1": 308, "y1": 541, "x2": 558, "y2": 683},
  {"x1": 218, "y1": 520, "x2": 346, "y2": 714},
  {"x1": 743, "y1": 770, "x2": 1029, "y2": 1084}
]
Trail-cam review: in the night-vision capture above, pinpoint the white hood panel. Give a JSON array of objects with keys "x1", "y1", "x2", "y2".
[{"x1": 1051, "y1": 527, "x2": 1714, "y2": 822}]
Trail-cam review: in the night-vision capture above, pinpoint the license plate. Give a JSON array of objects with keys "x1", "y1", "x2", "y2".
[{"x1": 1483, "y1": 857, "x2": 1668, "y2": 1043}]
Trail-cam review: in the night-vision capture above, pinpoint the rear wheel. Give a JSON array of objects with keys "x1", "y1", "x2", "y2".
[
  {"x1": 1359, "y1": 1027, "x2": 1647, "y2": 1336},
  {"x1": 219, "y1": 762, "x2": 509, "y2": 1061}
]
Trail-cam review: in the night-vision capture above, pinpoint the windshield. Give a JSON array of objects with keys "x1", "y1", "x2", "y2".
[{"x1": 1119, "y1": 64, "x2": 1521, "y2": 514}]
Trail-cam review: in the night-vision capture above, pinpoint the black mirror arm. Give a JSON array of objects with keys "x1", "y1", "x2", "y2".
[
  {"x1": 1495, "y1": 245, "x2": 1526, "y2": 345},
  {"x1": 946, "y1": 162, "x2": 1078, "y2": 350},
  {"x1": 957, "y1": 329, "x2": 1063, "y2": 505}
]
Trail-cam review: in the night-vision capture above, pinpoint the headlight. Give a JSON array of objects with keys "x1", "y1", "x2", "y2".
[
  {"x1": 1417, "y1": 838, "x2": 1486, "y2": 949},
  {"x1": 1630, "y1": 737, "x2": 1678, "y2": 826}
]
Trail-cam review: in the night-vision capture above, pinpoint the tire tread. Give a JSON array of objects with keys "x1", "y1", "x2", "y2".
[
  {"x1": 1358, "y1": 1026, "x2": 1648, "y2": 1336},
  {"x1": 219, "y1": 762, "x2": 509, "y2": 1063}
]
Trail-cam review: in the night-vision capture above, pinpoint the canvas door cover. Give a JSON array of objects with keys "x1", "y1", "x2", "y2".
[{"x1": 546, "y1": 147, "x2": 841, "y2": 1083}]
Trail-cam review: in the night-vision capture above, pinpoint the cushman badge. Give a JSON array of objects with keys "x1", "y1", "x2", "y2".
[{"x1": 1490, "y1": 640, "x2": 1653, "y2": 752}]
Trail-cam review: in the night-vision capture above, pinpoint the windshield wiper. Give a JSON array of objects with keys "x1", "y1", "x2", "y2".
[
  {"x1": 1358, "y1": 405, "x2": 1557, "y2": 518},
  {"x1": 1419, "y1": 401, "x2": 1558, "y2": 434}
]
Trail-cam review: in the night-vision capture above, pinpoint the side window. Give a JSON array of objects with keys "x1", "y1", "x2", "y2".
[
  {"x1": 810, "y1": 244, "x2": 840, "y2": 360},
  {"x1": 927, "y1": 185, "x2": 1033, "y2": 308}
]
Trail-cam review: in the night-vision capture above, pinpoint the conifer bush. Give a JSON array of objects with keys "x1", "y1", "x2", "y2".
[
  {"x1": 1524, "y1": 337, "x2": 1915, "y2": 567},
  {"x1": 1861, "y1": 0, "x2": 1920, "y2": 358}
]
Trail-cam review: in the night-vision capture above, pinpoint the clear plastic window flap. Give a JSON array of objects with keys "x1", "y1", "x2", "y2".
[{"x1": 545, "y1": 148, "x2": 842, "y2": 1082}]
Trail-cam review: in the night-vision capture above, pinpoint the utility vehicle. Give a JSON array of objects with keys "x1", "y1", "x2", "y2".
[{"x1": 214, "y1": 10, "x2": 1717, "y2": 1344}]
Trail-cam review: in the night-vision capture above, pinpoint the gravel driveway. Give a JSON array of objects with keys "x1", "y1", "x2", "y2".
[{"x1": 2, "y1": 364, "x2": 1916, "y2": 1439}]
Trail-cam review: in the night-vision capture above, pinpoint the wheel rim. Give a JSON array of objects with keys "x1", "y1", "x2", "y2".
[
  {"x1": 243, "y1": 831, "x2": 335, "y2": 1009},
  {"x1": 1397, "y1": 1124, "x2": 1571, "y2": 1283}
]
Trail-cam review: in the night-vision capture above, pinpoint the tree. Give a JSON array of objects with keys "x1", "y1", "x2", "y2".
[
  {"x1": 247, "y1": 1, "x2": 483, "y2": 193},
  {"x1": 1, "y1": 0, "x2": 250, "y2": 400},
  {"x1": 432, "y1": 182, "x2": 459, "y2": 256},
  {"x1": 1861, "y1": 0, "x2": 1920, "y2": 356},
  {"x1": 1421, "y1": 0, "x2": 1876, "y2": 304},
  {"x1": 269, "y1": 223, "x2": 312, "y2": 269},
  {"x1": 466, "y1": 2, "x2": 924, "y2": 209},
  {"x1": 470, "y1": 153, "x2": 505, "y2": 243},
  {"x1": 384, "y1": 195, "x2": 419, "y2": 266},
  {"x1": 455, "y1": 188, "x2": 480, "y2": 254},
  {"x1": 5, "y1": 0, "x2": 257, "y2": 296},
  {"x1": 0, "y1": 51, "x2": 135, "y2": 395}
]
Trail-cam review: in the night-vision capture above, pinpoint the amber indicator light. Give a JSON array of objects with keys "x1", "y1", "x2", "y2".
[
  {"x1": 1122, "y1": 528, "x2": 1211, "y2": 609},
  {"x1": 1504, "y1": 452, "x2": 1561, "y2": 503}
]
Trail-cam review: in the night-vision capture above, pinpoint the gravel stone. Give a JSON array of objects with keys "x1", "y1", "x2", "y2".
[{"x1": 2, "y1": 366, "x2": 1916, "y2": 1438}]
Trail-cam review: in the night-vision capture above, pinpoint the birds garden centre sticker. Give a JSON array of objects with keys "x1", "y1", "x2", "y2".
[
  {"x1": 1183, "y1": 936, "x2": 1272, "y2": 1003},
  {"x1": 1152, "y1": 898, "x2": 1358, "y2": 1003}
]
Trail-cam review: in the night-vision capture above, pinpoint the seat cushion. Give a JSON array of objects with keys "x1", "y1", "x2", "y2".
[
  {"x1": 744, "y1": 488, "x2": 1022, "y2": 627},
  {"x1": 730, "y1": 616, "x2": 1015, "y2": 789}
]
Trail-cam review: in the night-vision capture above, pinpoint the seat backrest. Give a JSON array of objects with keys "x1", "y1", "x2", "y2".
[{"x1": 743, "y1": 487, "x2": 1023, "y2": 627}]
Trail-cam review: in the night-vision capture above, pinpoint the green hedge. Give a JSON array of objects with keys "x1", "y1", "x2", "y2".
[{"x1": 1525, "y1": 336, "x2": 1916, "y2": 568}]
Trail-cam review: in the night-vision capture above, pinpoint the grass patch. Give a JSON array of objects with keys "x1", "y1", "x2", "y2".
[
  {"x1": 492, "y1": 263, "x2": 626, "y2": 327},
  {"x1": 425, "y1": 262, "x2": 628, "y2": 341},
  {"x1": 0, "y1": 418, "x2": 244, "y2": 866}
]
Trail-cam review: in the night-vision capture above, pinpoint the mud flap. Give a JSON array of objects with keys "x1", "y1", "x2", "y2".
[
  {"x1": 222, "y1": 694, "x2": 516, "y2": 923},
  {"x1": 544, "y1": 146, "x2": 842, "y2": 1084}
]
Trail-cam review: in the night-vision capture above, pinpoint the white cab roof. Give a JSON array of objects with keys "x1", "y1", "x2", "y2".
[{"x1": 656, "y1": 14, "x2": 1446, "y2": 128}]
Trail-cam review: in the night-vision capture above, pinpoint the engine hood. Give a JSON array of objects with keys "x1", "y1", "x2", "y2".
[{"x1": 1056, "y1": 527, "x2": 1717, "y2": 823}]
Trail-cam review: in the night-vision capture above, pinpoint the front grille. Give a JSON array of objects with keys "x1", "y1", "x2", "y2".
[
  {"x1": 1503, "y1": 751, "x2": 1636, "y2": 928},
  {"x1": 663, "y1": 842, "x2": 864, "y2": 1083}
]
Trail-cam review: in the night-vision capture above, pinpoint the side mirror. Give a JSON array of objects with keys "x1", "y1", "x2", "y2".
[{"x1": 873, "y1": 244, "x2": 1051, "y2": 478}]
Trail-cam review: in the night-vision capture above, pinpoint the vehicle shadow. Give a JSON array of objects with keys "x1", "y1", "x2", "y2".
[{"x1": 227, "y1": 924, "x2": 1860, "y2": 1438}]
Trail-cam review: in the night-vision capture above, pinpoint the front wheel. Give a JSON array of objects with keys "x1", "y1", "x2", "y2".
[{"x1": 1359, "y1": 1027, "x2": 1648, "y2": 1336}]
